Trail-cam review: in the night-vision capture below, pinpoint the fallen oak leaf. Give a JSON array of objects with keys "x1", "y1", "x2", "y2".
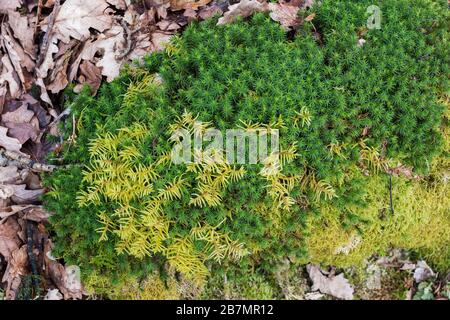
[
  {"x1": 0, "y1": 0, "x2": 22, "y2": 13},
  {"x1": 307, "y1": 264, "x2": 354, "y2": 300},
  {"x1": 170, "y1": 0, "x2": 212, "y2": 11},
  {"x1": 0, "y1": 55, "x2": 22, "y2": 99},
  {"x1": 198, "y1": 4, "x2": 223, "y2": 20},
  {"x1": 268, "y1": 2, "x2": 302, "y2": 30},
  {"x1": 41, "y1": 0, "x2": 114, "y2": 44},
  {"x1": 7, "y1": 10, "x2": 36, "y2": 58},
  {"x1": 0, "y1": 166, "x2": 20, "y2": 184},
  {"x1": 217, "y1": 0, "x2": 268, "y2": 25},
  {"x1": 2, "y1": 103, "x2": 35, "y2": 123},
  {"x1": 73, "y1": 60, "x2": 102, "y2": 94},
  {"x1": 3, "y1": 122, "x2": 40, "y2": 144},
  {"x1": 0, "y1": 126, "x2": 22, "y2": 153},
  {"x1": 10, "y1": 184, "x2": 44, "y2": 204},
  {"x1": 44, "y1": 240, "x2": 84, "y2": 299},
  {"x1": 0, "y1": 217, "x2": 22, "y2": 261},
  {"x1": 23, "y1": 206, "x2": 53, "y2": 223},
  {"x1": 2, "y1": 245, "x2": 28, "y2": 300}
]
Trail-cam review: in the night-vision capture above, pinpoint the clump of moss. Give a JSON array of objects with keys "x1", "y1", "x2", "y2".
[
  {"x1": 44, "y1": 0, "x2": 449, "y2": 298},
  {"x1": 306, "y1": 106, "x2": 450, "y2": 271}
]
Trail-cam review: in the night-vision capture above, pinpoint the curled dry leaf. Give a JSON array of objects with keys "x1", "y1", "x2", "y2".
[
  {"x1": 2, "y1": 103, "x2": 41, "y2": 144},
  {"x1": 10, "y1": 184, "x2": 44, "y2": 204},
  {"x1": 217, "y1": 0, "x2": 268, "y2": 25},
  {"x1": 307, "y1": 264, "x2": 354, "y2": 300},
  {"x1": 413, "y1": 261, "x2": 435, "y2": 283}
]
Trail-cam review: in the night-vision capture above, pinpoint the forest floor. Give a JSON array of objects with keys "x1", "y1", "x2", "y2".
[{"x1": 0, "y1": 0, "x2": 449, "y2": 300}]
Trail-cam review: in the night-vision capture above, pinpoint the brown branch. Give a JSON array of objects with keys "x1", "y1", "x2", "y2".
[{"x1": 0, "y1": 148, "x2": 57, "y2": 172}]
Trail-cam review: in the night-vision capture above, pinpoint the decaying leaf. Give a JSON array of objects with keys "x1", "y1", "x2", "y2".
[
  {"x1": 7, "y1": 11, "x2": 36, "y2": 58},
  {"x1": 170, "y1": 0, "x2": 212, "y2": 11},
  {"x1": 198, "y1": 4, "x2": 223, "y2": 20},
  {"x1": 0, "y1": 55, "x2": 21, "y2": 99},
  {"x1": 2, "y1": 104, "x2": 34, "y2": 124},
  {"x1": 23, "y1": 206, "x2": 53, "y2": 222},
  {"x1": 0, "y1": 166, "x2": 20, "y2": 184},
  {"x1": 307, "y1": 264, "x2": 354, "y2": 300},
  {"x1": 0, "y1": 126, "x2": 22, "y2": 153},
  {"x1": 74, "y1": 60, "x2": 102, "y2": 94},
  {"x1": 44, "y1": 288, "x2": 63, "y2": 300},
  {"x1": 44, "y1": 240, "x2": 84, "y2": 299},
  {"x1": 217, "y1": 0, "x2": 268, "y2": 25},
  {"x1": 2, "y1": 245, "x2": 28, "y2": 300},
  {"x1": 413, "y1": 261, "x2": 435, "y2": 283},
  {"x1": 0, "y1": 0, "x2": 22, "y2": 13},
  {"x1": 41, "y1": 0, "x2": 114, "y2": 44},
  {"x1": 0, "y1": 205, "x2": 34, "y2": 219},
  {"x1": 0, "y1": 217, "x2": 22, "y2": 261},
  {"x1": 268, "y1": 2, "x2": 301, "y2": 30},
  {"x1": 10, "y1": 184, "x2": 44, "y2": 204}
]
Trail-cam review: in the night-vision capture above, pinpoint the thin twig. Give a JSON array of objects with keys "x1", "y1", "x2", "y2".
[
  {"x1": 0, "y1": 148, "x2": 57, "y2": 172},
  {"x1": 46, "y1": 105, "x2": 72, "y2": 131},
  {"x1": 115, "y1": 17, "x2": 133, "y2": 60},
  {"x1": 36, "y1": 0, "x2": 61, "y2": 68}
]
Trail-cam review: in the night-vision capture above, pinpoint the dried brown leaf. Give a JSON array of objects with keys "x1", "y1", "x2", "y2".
[
  {"x1": 74, "y1": 60, "x2": 102, "y2": 94},
  {"x1": 170, "y1": 0, "x2": 212, "y2": 11},
  {"x1": 41, "y1": 0, "x2": 114, "y2": 43},
  {"x1": 217, "y1": 0, "x2": 268, "y2": 25},
  {"x1": 0, "y1": 0, "x2": 22, "y2": 13},
  {"x1": 307, "y1": 264, "x2": 354, "y2": 300},
  {"x1": 0, "y1": 55, "x2": 21, "y2": 99},
  {"x1": 0, "y1": 126, "x2": 22, "y2": 152},
  {"x1": 268, "y1": 2, "x2": 301, "y2": 30},
  {"x1": 10, "y1": 184, "x2": 44, "y2": 204},
  {"x1": 0, "y1": 166, "x2": 20, "y2": 185},
  {"x1": 2, "y1": 103, "x2": 34, "y2": 123},
  {"x1": 198, "y1": 5, "x2": 223, "y2": 20},
  {"x1": 7, "y1": 10, "x2": 36, "y2": 58},
  {"x1": 0, "y1": 217, "x2": 21, "y2": 261},
  {"x1": 2, "y1": 245, "x2": 28, "y2": 300}
]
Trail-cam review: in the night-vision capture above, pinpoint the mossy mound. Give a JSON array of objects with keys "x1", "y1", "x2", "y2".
[{"x1": 44, "y1": 0, "x2": 449, "y2": 298}]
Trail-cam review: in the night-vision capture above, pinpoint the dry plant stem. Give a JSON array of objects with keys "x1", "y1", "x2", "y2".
[
  {"x1": 36, "y1": 0, "x2": 61, "y2": 68},
  {"x1": 0, "y1": 148, "x2": 57, "y2": 172},
  {"x1": 46, "y1": 105, "x2": 72, "y2": 131},
  {"x1": 115, "y1": 18, "x2": 133, "y2": 60}
]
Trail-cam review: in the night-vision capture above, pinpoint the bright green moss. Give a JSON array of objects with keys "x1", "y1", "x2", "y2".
[{"x1": 43, "y1": 0, "x2": 449, "y2": 298}]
